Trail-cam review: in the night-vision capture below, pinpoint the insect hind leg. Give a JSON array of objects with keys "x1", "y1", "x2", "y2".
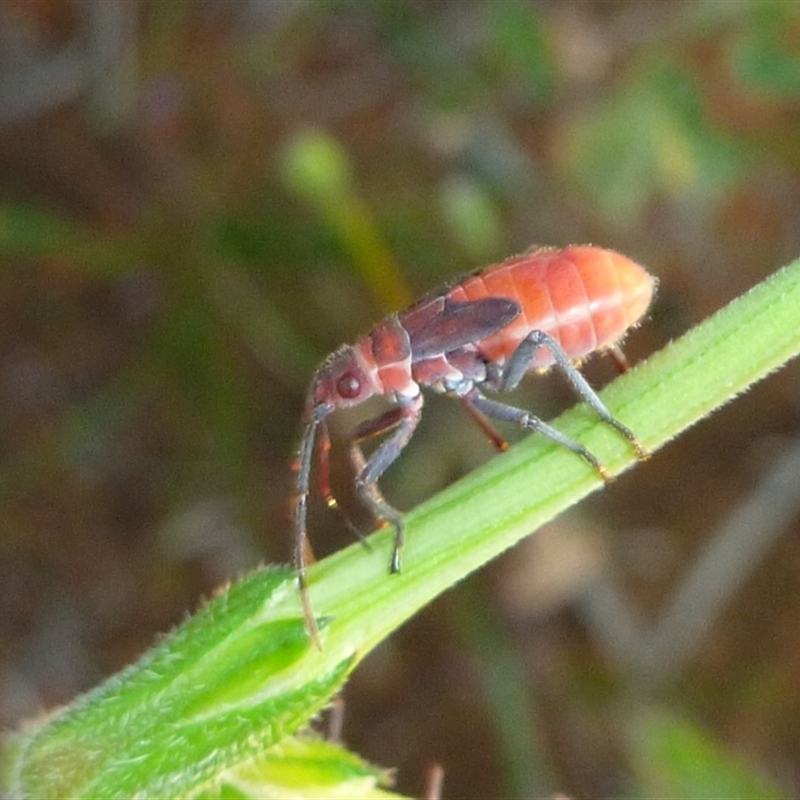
[
  {"x1": 500, "y1": 329, "x2": 645, "y2": 459},
  {"x1": 461, "y1": 396, "x2": 509, "y2": 452},
  {"x1": 465, "y1": 389, "x2": 611, "y2": 481}
]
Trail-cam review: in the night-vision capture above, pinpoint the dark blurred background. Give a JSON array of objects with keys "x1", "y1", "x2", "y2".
[{"x1": 2, "y1": 1, "x2": 800, "y2": 798}]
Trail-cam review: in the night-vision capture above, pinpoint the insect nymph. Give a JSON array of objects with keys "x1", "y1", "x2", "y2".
[{"x1": 293, "y1": 245, "x2": 655, "y2": 646}]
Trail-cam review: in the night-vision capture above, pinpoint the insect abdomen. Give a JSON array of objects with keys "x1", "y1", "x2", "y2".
[{"x1": 448, "y1": 246, "x2": 654, "y2": 368}]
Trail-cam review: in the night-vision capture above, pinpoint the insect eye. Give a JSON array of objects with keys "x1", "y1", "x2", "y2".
[{"x1": 336, "y1": 372, "x2": 362, "y2": 399}]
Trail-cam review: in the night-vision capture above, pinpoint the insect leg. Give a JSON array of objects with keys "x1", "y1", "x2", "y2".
[
  {"x1": 423, "y1": 763, "x2": 445, "y2": 800},
  {"x1": 349, "y1": 395, "x2": 423, "y2": 574},
  {"x1": 461, "y1": 396, "x2": 509, "y2": 452},
  {"x1": 608, "y1": 343, "x2": 631, "y2": 373},
  {"x1": 465, "y1": 388, "x2": 611, "y2": 480},
  {"x1": 500, "y1": 329, "x2": 645, "y2": 458},
  {"x1": 316, "y1": 420, "x2": 372, "y2": 550},
  {"x1": 326, "y1": 695, "x2": 345, "y2": 744},
  {"x1": 350, "y1": 405, "x2": 405, "y2": 443}
]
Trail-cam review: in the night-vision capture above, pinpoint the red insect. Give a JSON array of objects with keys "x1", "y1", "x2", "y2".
[{"x1": 293, "y1": 245, "x2": 655, "y2": 646}]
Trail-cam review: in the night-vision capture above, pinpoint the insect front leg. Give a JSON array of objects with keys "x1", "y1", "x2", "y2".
[
  {"x1": 316, "y1": 420, "x2": 372, "y2": 549},
  {"x1": 499, "y1": 329, "x2": 645, "y2": 459},
  {"x1": 349, "y1": 394, "x2": 423, "y2": 574}
]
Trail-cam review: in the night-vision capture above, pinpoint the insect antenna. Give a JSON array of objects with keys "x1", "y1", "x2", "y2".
[{"x1": 293, "y1": 411, "x2": 324, "y2": 649}]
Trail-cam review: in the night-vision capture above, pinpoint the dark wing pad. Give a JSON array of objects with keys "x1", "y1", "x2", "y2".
[{"x1": 409, "y1": 297, "x2": 520, "y2": 360}]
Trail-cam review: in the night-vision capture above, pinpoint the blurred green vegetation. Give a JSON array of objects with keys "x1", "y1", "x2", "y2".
[{"x1": 2, "y1": 0, "x2": 800, "y2": 797}]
